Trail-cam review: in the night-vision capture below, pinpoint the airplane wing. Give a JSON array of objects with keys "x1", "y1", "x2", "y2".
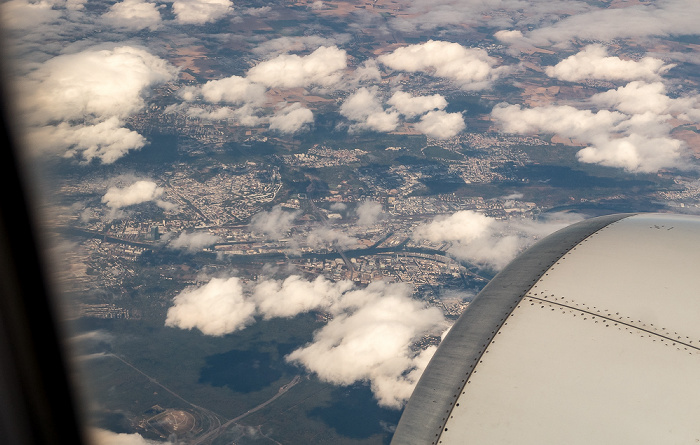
[{"x1": 392, "y1": 213, "x2": 700, "y2": 444}]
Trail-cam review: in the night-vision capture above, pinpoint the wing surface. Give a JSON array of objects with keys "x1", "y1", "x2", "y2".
[{"x1": 392, "y1": 213, "x2": 700, "y2": 444}]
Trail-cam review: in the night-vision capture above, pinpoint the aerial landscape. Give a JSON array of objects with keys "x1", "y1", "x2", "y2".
[{"x1": 2, "y1": 0, "x2": 700, "y2": 443}]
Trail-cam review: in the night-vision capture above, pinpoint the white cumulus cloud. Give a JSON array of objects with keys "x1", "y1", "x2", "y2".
[
  {"x1": 102, "y1": 180, "x2": 166, "y2": 209},
  {"x1": 545, "y1": 45, "x2": 673, "y2": 83},
  {"x1": 246, "y1": 46, "x2": 347, "y2": 89},
  {"x1": 250, "y1": 205, "x2": 299, "y2": 238},
  {"x1": 0, "y1": 0, "x2": 62, "y2": 31},
  {"x1": 181, "y1": 75, "x2": 267, "y2": 106},
  {"x1": 340, "y1": 87, "x2": 399, "y2": 133},
  {"x1": 167, "y1": 232, "x2": 221, "y2": 253},
  {"x1": 387, "y1": 91, "x2": 447, "y2": 118},
  {"x1": 378, "y1": 40, "x2": 505, "y2": 90},
  {"x1": 165, "y1": 277, "x2": 256, "y2": 336},
  {"x1": 101, "y1": 0, "x2": 162, "y2": 31},
  {"x1": 413, "y1": 110, "x2": 465, "y2": 139},
  {"x1": 19, "y1": 46, "x2": 176, "y2": 163},
  {"x1": 413, "y1": 211, "x2": 585, "y2": 271},
  {"x1": 526, "y1": 0, "x2": 700, "y2": 46},
  {"x1": 172, "y1": 0, "x2": 233, "y2": 25},
  {"x1": 576, "y1": 134, "x2": 685, "y2": 173},
  {"x1": 306, "y1": 226, "x2": 358, "y2": 250},
  {"x1": 27, "y1": 118, "x2": 147, "y2": 165},
  {"x1": 252, "y1": 275, "x2": 354, "y2": 319},
  {"x1": 492, "y1": 75, "x2": 700, "y2": 173},
  {"x1": 492, "y1": 103, "x2": 626, "y2": 142},
  {"x1": 269, "y1": 103, "x2": 314, "y2": 134},
  {"x1": 355, "y1": 200, "x2": 384, "y2": 226},
  {"x1": 590, "y1": 81, "x2": 697, "y2": 116},
  {"x1": 251, "y1": 35, "x2": 351, "y2": 57},
  {"x1": 22, "y1": 46, "x2": 176, "y2": 124},
  {"x1": 286, "y1": 281, "x2": 446, "y2": 408}
]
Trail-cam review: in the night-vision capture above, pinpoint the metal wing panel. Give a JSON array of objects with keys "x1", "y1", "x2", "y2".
[
  {"x1": 438, "y1": 298, "x2": 700, "y2": 444},
  {"x1": 391, "y1": 213, "x2": 634, "y2": 445},
  {"x1": 394, "y1": 213, "x2": 700, "y2": 444}
]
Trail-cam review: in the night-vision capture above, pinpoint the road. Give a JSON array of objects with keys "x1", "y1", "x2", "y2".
[
  {"x1": 189, "y1": 375, "x2": 302, "y2": 445},
  {"x1": 108, "y1": 353, "x2": 302, "y2": 444}
]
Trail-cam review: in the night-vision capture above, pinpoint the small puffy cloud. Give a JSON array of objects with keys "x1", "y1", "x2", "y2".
[
  {"x1": 351, "y1": 59, "x2": 383, "y2": 85},
  {"x1": 330, "y1": 202, "x2": 347, "y2": 212},
  {"x1": 172, "y1": 0, "x2": 233, "y2": 25},
  {"x1": 413, "y1": 211, "x2": 585, "y2": 271},
  {"x1": 102, "y1": 180, "x2": 164, "y2": 209},
  {"x1": 247, "y1": 46, "x2": 347, "y2": 89},
  {"x1": 306, "y1": 227, "x2": 358, "y2": 250},
  {"x1": 387, "y1": 91, "x2": 447, "y2": 118},
  {"x1": 101, "y1": 0, "x2": 162, "y2": 31},
  {"x1": 182, "y1": 75, "x2": 267, "y2": 106},
  {"x1": 165, "y1": 277, "x2": 256, "y2": 336},
  {"x1": 252, "y1": 275, "x2": 354, "y2": 319},
  {"x1": 590, "y1": 81, "x2": 675, "y2": 115},
  {"x1": 167, "y1": 232, "x2": 221, "y2": 253},
  {"x1": 27, "y1": 118, "x2": 147, "y2": 164},
  {"x1": 355, "y1": 200, "x2": 384, "y2": 226},
  {"x1": 241, "y1": 5, "x2": 270, "y2": 16},
  {"x1": 545, "y1": 45, "x2": 673, "y2": 83},
  {"x1": 492, "y1": 103, "x2": 626, "y2": 142},
  {"x1": 413, "y1": 110, "x2": 465, "y2": 139},
  {"x1": 89, "y1": 428, "x2": 161, "y2": 445},
  {"x1": 250, "y1": 205, "x2": 299, "y2": 238},
  {"x1": 181, "y1": 104, "x2": 263, "y2": 126},
  {"x1": 340, "y1": 87, "x2": 399, "y2": 133},
  {"x1": 269, "y1": 103, "x2": 314, "y2": 133},
  {"x1": 251, "y1": 35, "x2": 350, "y2": 57},
  {"x1": 185, "y1": 106, "x2": 237, "y2": 121},
  {"x1": 576, "y1": 134, "x2": 685, "y2": 173},
  {"x1": 494, "y1": 29, "x2": 524, "y2": 43},
  {"x1": 413, "y1": 210, "x2": 493, "y2": 245},
  {"x1": 378, "y1": 40, "x2": 505, "y2": 90}
]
